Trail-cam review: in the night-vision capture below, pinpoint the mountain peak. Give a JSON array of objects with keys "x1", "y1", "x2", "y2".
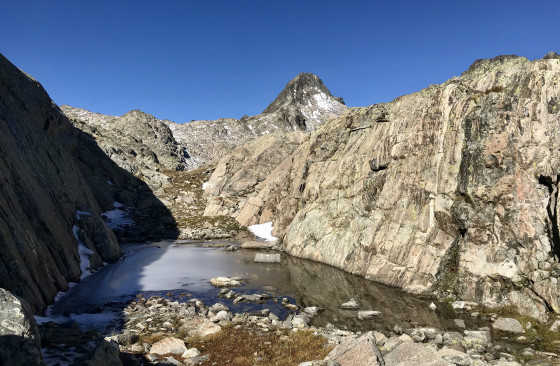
[{"x1": 263, "y1": 73, "x2": 345, "y2": 114}]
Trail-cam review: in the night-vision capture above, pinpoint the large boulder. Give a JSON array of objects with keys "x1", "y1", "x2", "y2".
[{"x1": 0, "y1": 288, "x2": 43, "y2": 366}]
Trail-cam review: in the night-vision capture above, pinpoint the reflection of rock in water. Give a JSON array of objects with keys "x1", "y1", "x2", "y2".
[{"x1": 283, "y1": 256, "x2": 454, "y2": 331}]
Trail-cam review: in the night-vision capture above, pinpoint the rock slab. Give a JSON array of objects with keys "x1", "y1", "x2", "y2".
[
  {"x1": 149, "y1": 337, "x2": 187, "y2": 355},
  {"x1": 493, "y1": 318, "x2": 525, "y2": 334}
]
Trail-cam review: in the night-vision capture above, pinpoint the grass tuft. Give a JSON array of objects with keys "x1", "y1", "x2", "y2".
[{"x1": 187, "y1": 326, "x2": 333, "y2": 366}]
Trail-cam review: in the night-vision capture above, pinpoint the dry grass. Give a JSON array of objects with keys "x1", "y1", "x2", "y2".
[
  {"x1": 188, "y1": 326, "x2": 333, "y2": 366},
  {"x1": 138, "y1": 332, "x2": 168, "y2": 345}
]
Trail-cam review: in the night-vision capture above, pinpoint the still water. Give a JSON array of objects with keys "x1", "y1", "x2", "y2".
[{"x1": 44, "y1": 241, "x2": 466, "y2": 333}]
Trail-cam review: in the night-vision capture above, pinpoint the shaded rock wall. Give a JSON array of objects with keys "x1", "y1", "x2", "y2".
[
  {"x1": 0, "y1": 288, "x2": 43, "y2": 365},
  {"x1": 0, "y1": 54, "x2": 177, "y2": 313},
  {"x1": 205, "y1": 55, "x2": 560, "y2": 319}
]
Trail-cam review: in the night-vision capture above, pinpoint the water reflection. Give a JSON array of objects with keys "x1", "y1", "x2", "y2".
[{"x1": 47, "y1": 242, "x2": 459, "y2": 332}]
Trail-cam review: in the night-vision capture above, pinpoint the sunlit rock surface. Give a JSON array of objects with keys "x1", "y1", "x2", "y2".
[{"x1": 204, "y1": 54, "x2": 560, "y2": 318}]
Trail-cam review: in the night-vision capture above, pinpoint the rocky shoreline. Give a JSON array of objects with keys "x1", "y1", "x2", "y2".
[{"x1": 35, "y1": 282, "x2": 560, "y2": 366}]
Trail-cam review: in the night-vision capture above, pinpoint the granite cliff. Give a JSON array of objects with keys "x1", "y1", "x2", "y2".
[
  {"x1": 203, "y1": 54, "x2": 560, "y2": 319},
  {"x1": 0, "y1": 54, "x2": 177, "y2": 313}
]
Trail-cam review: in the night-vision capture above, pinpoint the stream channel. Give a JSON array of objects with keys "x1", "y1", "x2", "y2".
[{"x1": 40, "y1": 240, "x2": 473, "y2": 335}]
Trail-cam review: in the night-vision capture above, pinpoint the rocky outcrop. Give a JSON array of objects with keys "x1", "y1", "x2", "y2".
[
  {"x1": 0, "y1": 54, "x2": 177, "y2": 313},
  {"x1": 61, "y1": 106, "x2": 189, "y2": 175},
  {"x1": 205, "y1": 54, "x2": 560, "y2": 318},
  {"x1": 0, "y1": 288, "x2": 43, "y2": 366},
  {"x1": 203, "y1": 130, "x2": 308, "y2": 220},
  {"x1": 168, "y1": 73, "x2": 346, "y2": 167}
]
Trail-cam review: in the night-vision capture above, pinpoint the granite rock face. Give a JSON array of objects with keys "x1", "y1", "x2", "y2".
[
  {"x1": 205, "y1": 54, "x2": 560, "y2": 318},
  {"x1": 0, "y1": 54, "x2": 177, "y2": 313},
  {"x1": 61, "y1": 106, "x2": 189, "y2": 174},
  {"x1": 0, "y1": 288, "x2": 43, "y2": 366}
]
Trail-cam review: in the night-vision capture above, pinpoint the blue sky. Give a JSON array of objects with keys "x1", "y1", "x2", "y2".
[{"x1": 1, "y1": 0, "x2": 558, "y2": 122}]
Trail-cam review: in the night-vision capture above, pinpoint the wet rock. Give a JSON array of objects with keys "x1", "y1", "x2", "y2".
[
  {"x1": 209, "y1": 276, "x2": 241, "y2": 287},
  {"x1": 340, "y1": 298, "x2": 360, "y2": 310},
  {"x1": 241, "y1": 241, "x2": 277, "y2": 249},
  {"x1": 357, "y1": 310, "x2": 382, "y2": 320},
  {"x1": 0, "y1": 288, "x2": 43, "y2": 366},
  {"x1": 493, "y1": 318, "x2": 525, "y2": 334},
  {"x1": 254, "y1": 253, "x2": 281, "y2": 263},
  {"x1": 149, "y1": 337, "x2": 187, "y2": 355}
]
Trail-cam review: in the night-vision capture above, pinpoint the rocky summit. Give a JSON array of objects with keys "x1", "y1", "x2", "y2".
[{"x1": 2, "y1": 51, "x2": 560, "y2": 365}]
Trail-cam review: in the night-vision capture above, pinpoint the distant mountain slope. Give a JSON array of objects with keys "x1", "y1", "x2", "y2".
[
  {"x1": 60, "y1": 106, "x2": 189, "y2": 174},
  {"x1": 63, "y1": 72, "x2": 347, "y2": 171},
  {"x1": 167, "y1": 73, "x2": 346, "y2": 167}
]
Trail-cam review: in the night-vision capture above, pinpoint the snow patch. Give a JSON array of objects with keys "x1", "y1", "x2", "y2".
[
  {"x1": 73, "y1": 226, "x2": 94, "y2": 279},
  {"x1": 102, "y1": 203, "x2": 133, "y2": 230},
  {"x1": 76, "y1": 210, "x2": 91, "y2": 220},
  {"x1": 248, "y1": 222, "x2": 278, "y2": 242}
]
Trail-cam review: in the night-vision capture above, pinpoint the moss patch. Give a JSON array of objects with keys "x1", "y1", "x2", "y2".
[{"x1": 480, "y1": 305, "x2": 560, "y2": 360}]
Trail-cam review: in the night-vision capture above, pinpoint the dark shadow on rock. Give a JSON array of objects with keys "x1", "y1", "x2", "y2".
[
  {"x1": 0, "y1": 335, "x2": 44, "y2": 366},
  {"x1": 0, "y1": 52, "x2": 178, "y2": 320}
]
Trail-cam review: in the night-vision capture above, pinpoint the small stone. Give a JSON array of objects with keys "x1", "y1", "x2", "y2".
[
  {"x1": 410, "y1": 329, "x2": 426, "y2": 342},
  {"x1": 429, "y1": 302, "x2": 437, "y2": 310},
  {"x1": 340, "y1": 298, "x2": 360, "y2": 310},
  {"x1": 357, "y1": 310, "x2": 382, "y2": 320},
  {"x1": 182, "y1": 348, "x2": 201, "y2": 359},
  {"x1": 454, "y1": 319, "x2": 466, "y2": 328},
  {"x1": 438, "y1": 347, "x2": 472, "y2": 366},
  {"x1": 149, "y1": 337, "x2": 187, "y2": 355},
  {"x1": 165, "y1": 356, "x2": 184, "y2": 366},
  {"x1": 399, "y1": 334, "x2": 413, "y2": 342},
  {"x1": 303, "y1": 306, "x2": 322, "y2": 317},
  {"x1": 550, "y1": 319, "x2": 560, "y2": 332},
  {"x1": 493, "y1": 317, "x2": 525, "y2": 334}
]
